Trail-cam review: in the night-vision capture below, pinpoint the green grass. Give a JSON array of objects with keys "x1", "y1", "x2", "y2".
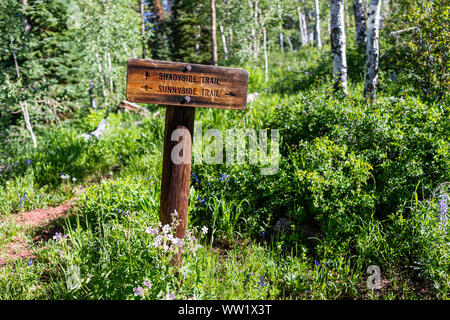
[{"x1": 0, "y1": 50, "x2": 449, "y2": 300}]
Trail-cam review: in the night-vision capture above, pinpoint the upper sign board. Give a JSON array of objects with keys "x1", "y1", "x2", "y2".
[{"x1": 126, "y1": 59, "x2": 249, "y2": 110}]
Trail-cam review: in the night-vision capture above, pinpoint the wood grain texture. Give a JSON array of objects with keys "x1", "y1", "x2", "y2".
[
  {"x1": 126, "y1": 58, "x2": 248, "y2": 110},
  {"x1": 159, "y1": 106, "x2": 195, "y2": 243}
]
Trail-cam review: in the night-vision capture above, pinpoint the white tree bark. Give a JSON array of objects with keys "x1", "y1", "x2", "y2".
[
  {"x1": 263, "y1": 27, "x2": 268, "y2": 82},
  {"x1": 330, "y1": 0, "x2": 348, "y2": 94},
  {"x1": 279, "y1": 32, "x2": 284, "y2": 52},
  {"x1": 20, "y1": 101, "x2": 37, "y2": 148},
  {"x1": 210, "y1": 0, "x2": 218, "y2": 65},
  {"x1": 353, "y1": 0, "x2": 366, "y2": 47},
  {"x1": 364, "y1": 0, "x2": 382, "y2": 100},
  {"x1": 286, "y1": 35, "x2": 294, "y2": 52},
  {"x1": 297, "y1": 7, "x2": 309, "y2": 46},
  {"x1": 140, "y1": 0, "x2": 146, "y2": 59},
  {"x1": 219, "y1": 22, "x2": 228, "y2": 60},
  {"x1": 314, "y1": 0, "x2": 321, "y2": 49},
  {"x1": 254, "y1": 1, "x2": 260, "y2": 58}
]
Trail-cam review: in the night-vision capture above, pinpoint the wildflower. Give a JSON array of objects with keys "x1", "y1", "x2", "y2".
[
  {"x1": 201, "y1": 226, "x2": 208, "y2": 235},
  {"x1": 261, "y1": 231, "x2": 266, "y2": 240},
  {"x1": 53, "y1": 232, "x2": 62, "y2": 241},
  {"x1": 192, "y1": 172, "x2": 199, "y2": 183},
  {"x1": 146, "y1": 226, "x2": 158, "y2": 235},
  {"x1": 28, "y1": 258, "x2": 33, "y2": 266},
  {"x1": 162, "y1": 224, "x2": 171, "y2": 234},
  {"x1": 258, "y1": 276, "x2": 266, "y2": 288},
  {"x1": 166, "y1": 292, "x2": 175, "y2": 300},
  {"x1": 72, "y1": 177, "x2": 77, "y2": 183},
  {"x1": 213, "y1": 130, "x2": 220, "y2": 138},
  {"x1": 63, "y1": 234, "x2": 69, "y2": 239},
  {"x1": 153, "y1": 235, "x2": 163, "y2": 247},
  {"x1": 439, "y1": 192, "x2": 448, "y2": 232},
  {"x1": 219, "y1": 173, "x2": 228, "y2": 181},
  {"x1": 143, "y1": 281, "x2": 152, "y2": 289},
  {"x1": 26, "y1": 159, "x2": 32, "y2": 166},
  {"x1": 133, "y1": 286, "x2": 144, "y2": 298},
  {"x1": 172, "y1": 237, "x2": 185, "y2": 247}
]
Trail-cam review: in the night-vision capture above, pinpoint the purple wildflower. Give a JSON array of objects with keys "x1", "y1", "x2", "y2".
[
  {"x1": 220, "y1": 174, "x2": 228, "y2": 181},
  {"x1": 28, "y1": 258, "x2": 33, "y2": 266},
  {"x1": 26, "y1": 159, "x2": 32, "y2": 166},
  {"x1": 315, "y1": 260, "x2": 320, "y2": 266},
  {"x1": 258, "y1": 276, "x2": 266, "y2": 288},
  {"x1": 166, "y1": 292, "x2": 175, "y2": 300},
  {"x1": 143, "y1": 281, "x2": 152, "y2": 289},
  {"x1": 262, "y1": 231, "x2": 266, "y2": 240},
  {"x1": 133, "y1": 286, "x2": 144, "y2": 297},
  {"x1": 192, "y1": 173, "x2": 199, "y2": 183},
  {"x1": 53, "y1": 232, "x2": 62, "y2": 242}
]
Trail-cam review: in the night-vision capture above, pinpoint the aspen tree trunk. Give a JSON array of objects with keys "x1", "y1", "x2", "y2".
[
  {"x1": 95, "y1": 51, "x2": 107, "y2": 97},
  {"x1": 20, "y1": 0, "x2": 31, "y2": 32},
  {"x1": 297, "y1": 7, "x2": 309, "y2": 46},
  {"x1": 106, "y1": 47, "x2": 113, "y2": 94},
  {"x1": 315, "y1": 0, "x2": 322, "y2": 49},
  {"x1": 353, "y1": 0, "x2": 366, "y2": 47},
  {"x1": 10, "y1": 36, "x2": 20, "y2": 79},
  {"x1": 195, "y1": 25, "x2": 201, "y2": 54},
  {"x1": 263, "y1": 27, "x2": 268, "y2": 82},
  {"x1": 140, "y1": 0, "x2": 146, "y2": 59},
  {"x1": 364, "y1": 0, "x2": 382, "y2": 100},
  {"x1": 210, "y1": 0, "x2": 218, "y2": 65},
  {"x1": 330, "y1": 0, "x2": 348, "y2": 94},
  {"x1": 279, "y1": 32, "x2": 284, "y2": 52},
  {"x1": 254, "y1": 1, "x2": 259, "y2": 58},
  {"x1": 219, "y1": 22, "x2": 228, "y2": 60},
  {"x1": 345, "y1": 0, "x2": 350, "y2": 27},
  {"x1": 20, "y1": 101, "x2": 37, "y2": 149},
  {"x1": 286, "y1": 35, "x2": 294, "y2": 52}
]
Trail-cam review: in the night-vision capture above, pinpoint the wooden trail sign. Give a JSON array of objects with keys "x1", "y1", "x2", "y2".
[
  {"x1": 126, "y1": 58, "x2": 248, "y2": 110},
  {"x1": 126, "y1": 59, "x2": 248, "y2": 263}
]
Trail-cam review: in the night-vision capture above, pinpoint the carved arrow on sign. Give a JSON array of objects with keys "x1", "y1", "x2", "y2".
[{"x1": 141, "y1": 85, "x2": 152, "y2": 91}]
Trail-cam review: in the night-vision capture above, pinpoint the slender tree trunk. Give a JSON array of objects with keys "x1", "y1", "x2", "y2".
[
  {"x1": 345, "y1": 0, "x2": 350, "y2": 27},
  {"x1": 263, "y1": 27, "x2": 268, "y2": 82},
  {"x1": 330, "y1": 0, "x2": 348, "y2": 94},
  {"x1": 210, "y1": 0, "x2": 218, "y2": 65},
  {"x1": 353, "y1": 0, "x2": 366, "y2": 48},
  {"x1": 106, "y1": 47, "x2": 113, "y2": 94},
  {"x1": 279, "y1": 32, "x2": 284, "y2": 52},
  {"x1": 89, "y1": 80, "x2": 97, "y2": 109},
  {"x1": 10, "y1": 36, "x2": 20, "y2": 80},
  {"x1": 315, "y1": 0, "x2": 322, "y2": 49},
  {"x1": 195, "y1": 25, "x2": 201, "y2": 54},
  {"x1": 140, "y1": 0, "x2": 146, "y2": 59},
  {"x1": 20, "y1": 101, "x2": 37, "y2": 149},
  {"x1": 219, "y1": 22, "x2": 228, "y2": 60},
  {"x1": 297, "y1": 7, "x2": 309, "y2": 46},
  {"x1": 95, "y1": 51, "x2": 107, "y2": 97},
  {"x1": 286, "y1": 35, "x2": 294, "y2": 52},
  {"x1": 254, "y1": 1, "x2": 259, "y2": 58},
  {"x1": 364, "y1": 0, "x2": 382, "y2": 100},
  {"x1": 20, "y1": 0, "x2": 31, "y2": 32}
]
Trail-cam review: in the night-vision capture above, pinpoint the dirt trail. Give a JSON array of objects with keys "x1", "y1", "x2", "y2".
[{"x1": 0, "y1": 201, "x2": 74, "y2": 267}]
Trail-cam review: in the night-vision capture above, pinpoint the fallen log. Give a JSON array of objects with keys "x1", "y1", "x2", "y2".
[
  {"x1": 118, "y1": 100, "x2": 150, "y2": 115},
  {"x1": 79, "y1": 119, "x2": 108, "y2": 141}
]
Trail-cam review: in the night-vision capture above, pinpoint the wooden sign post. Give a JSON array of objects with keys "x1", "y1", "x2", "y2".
[{"x1": 126, "y1": 58, "x2": 248, "y2": 257}]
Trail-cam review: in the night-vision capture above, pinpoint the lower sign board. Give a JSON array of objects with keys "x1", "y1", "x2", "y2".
[{"x1": 126, "y1": 59, "x2": 249, "y2": 110}]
